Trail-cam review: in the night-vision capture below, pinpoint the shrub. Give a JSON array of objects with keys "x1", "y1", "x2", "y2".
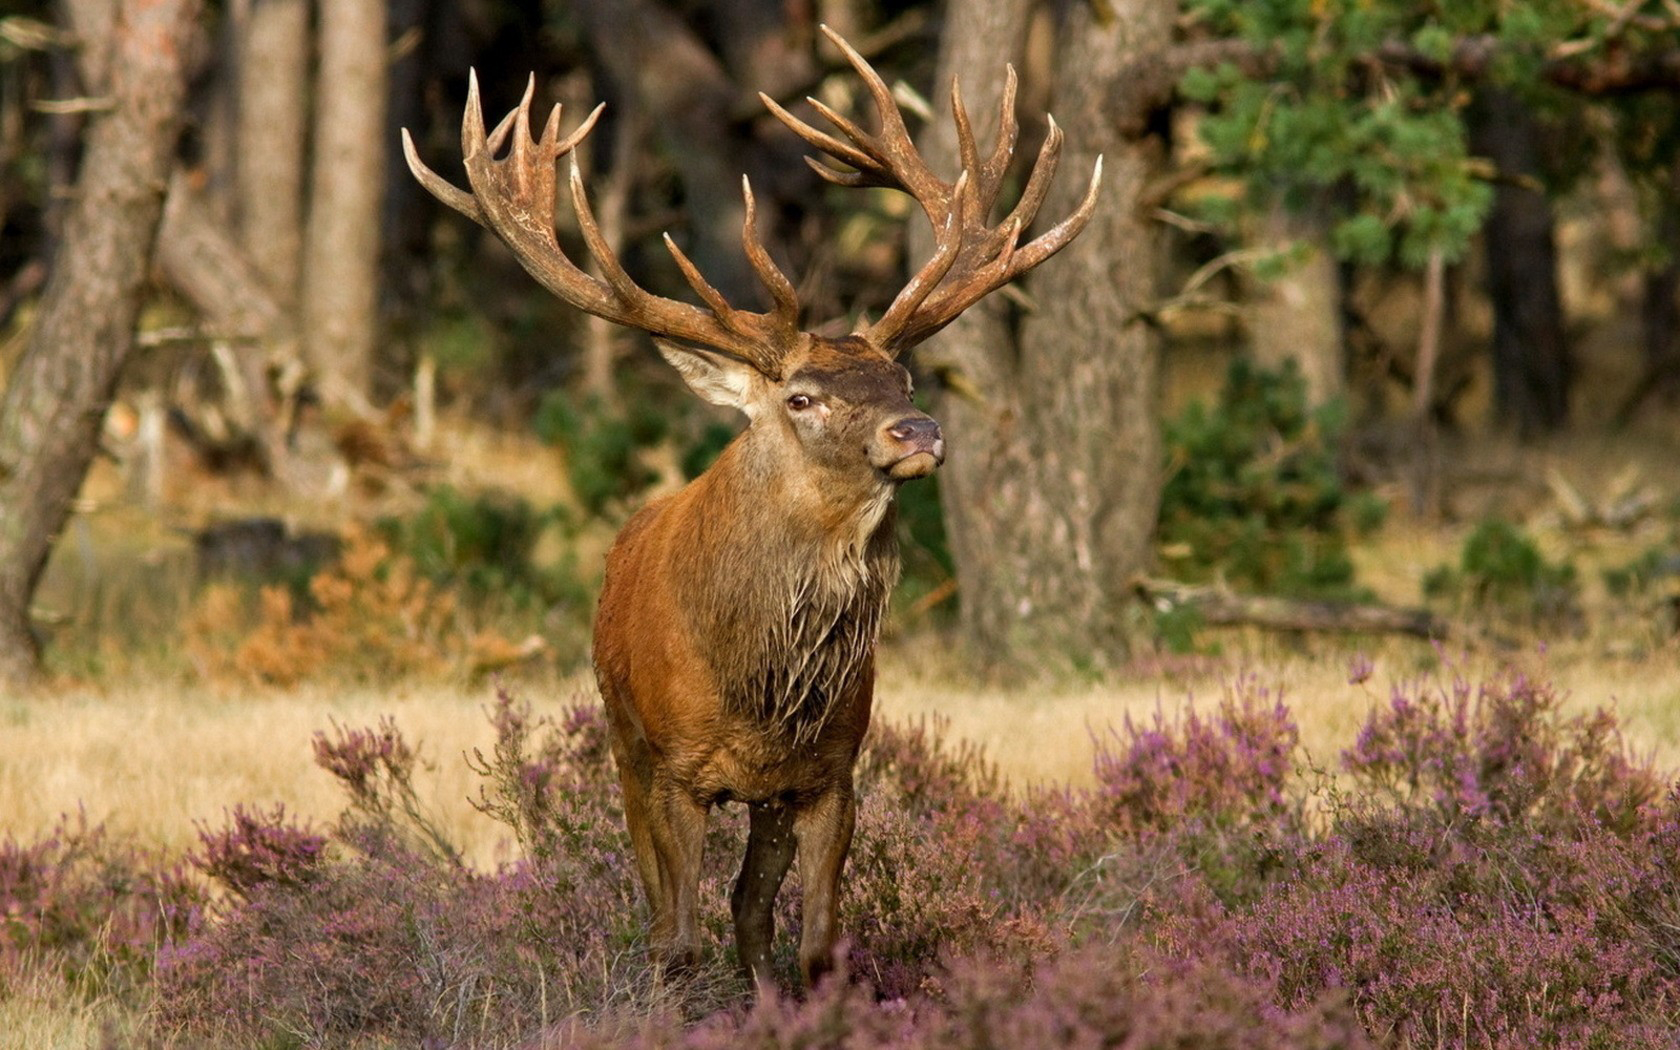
[
  {"x1": 42, "y1": 669, "x2": 1680, "y2": 1047},
  {"x1": 1342, "y1": 670, "x2": 1661, "y2": 833},
  {"x1": 0, "y1": 813, "x2": 201, "y2": 1003},
  {"x1": 377, "y1": 485, "x2": 576, "y2": 611},
  {"x1": 534, "y1": 390, "x2": 668, "y2": 516},
  {"x1": 1158, "y1": 359, "x2": 1383, "y2": 611},
  {"x1": 190, "y1": 804, "x2": 326, "y2": 899},
  {"x1": 182, "y1": 525, "x2": 553, "y2": 685},
  {"x1": 1423, "y1": 519, "x2": 1581, "y2": 630}
]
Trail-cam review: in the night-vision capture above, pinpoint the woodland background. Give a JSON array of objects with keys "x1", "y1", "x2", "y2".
[
  {"x1": 3, "y1": 0, "x2": 1680, "y2": 1046},
  {"x1": 1, "y1": 0, "x2": 1678, "y2": 685}
]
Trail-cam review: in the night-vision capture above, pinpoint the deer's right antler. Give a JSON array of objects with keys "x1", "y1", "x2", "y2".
[
  {"x1": 403, "y1": 72, "x2": 802, "y2": 379},
  {"x1": 761, "y1": 26, "x2": 1103, "y2": 356}
]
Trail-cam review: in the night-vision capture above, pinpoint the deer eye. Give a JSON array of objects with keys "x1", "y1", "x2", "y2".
[{"x1": 786, "y1": 394, "x2": 813, "y2": 411}]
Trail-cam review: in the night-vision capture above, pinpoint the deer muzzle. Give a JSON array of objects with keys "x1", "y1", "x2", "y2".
[{"x1": 879, "y1": 415, "x2": 945, "y2": 480}]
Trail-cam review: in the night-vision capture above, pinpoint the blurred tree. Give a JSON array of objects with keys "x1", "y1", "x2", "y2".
[
  {"x1": 1241, "y1": 201, "x2": 1344, "y2": 408},
  {"x1": 1468, "y1": 86, "x2": 1570, "y2": 435},
  {"x1": 0, "y1": 0, "x2": 201, "y2": 686},
  {"x1": 302, "y1": 0, "x2": 388, "y2": 408},
  {"x1": 916, "y1": 0, "x2": 1169, "y2": 673},
  {"x1": 1180, "y1": 0, "x2": 1680, "y2": 435},
  {"x1": 237, "y1": 0, "x2": 309, "y2": 309}
]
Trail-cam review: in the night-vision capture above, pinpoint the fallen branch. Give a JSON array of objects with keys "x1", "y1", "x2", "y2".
[{"x1": 1133, "y1": 577, "x2": 1453, "y2": 641}]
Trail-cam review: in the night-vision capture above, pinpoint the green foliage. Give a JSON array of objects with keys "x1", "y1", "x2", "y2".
[
  {"x1": 1423, "y1": 519, "x2": 1580, "y2": 629},
  {"x1": 1176, "y1": 0, "x2": 1647, "y2": 267},
  {"x1": 1158, "y1": 359, "x2": 1383, "y2": 609},
  {"x1": 378, "y1": 486, "x2": 584, "y2": 612},
  {"x1": 418, "y1": 310, "x2": 495, "y2": 376},
  {"x1": 889, "y1": 471, "x2": 958, "y2": 622},
  {"x1": 680, "y1": 421, "x2": 736, "y2": 480},
  {"x1": 534, "y1": 390, "x2": 669, "y2": 516},
  {"x1": 1603, "y1": 546, "x2": 1678, "y2": 598}
]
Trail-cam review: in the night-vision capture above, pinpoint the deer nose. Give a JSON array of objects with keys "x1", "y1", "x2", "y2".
[{"x1": 887, "y1": 417, "x2": 941, "y2": 445}]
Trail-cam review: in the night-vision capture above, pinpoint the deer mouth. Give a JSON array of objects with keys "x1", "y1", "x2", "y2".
[{"x1": 883, "y1": 446, "x2": 944, "y2": 481}]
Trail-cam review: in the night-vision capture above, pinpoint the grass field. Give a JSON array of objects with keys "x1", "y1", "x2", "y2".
[{"x1": 7, "y1": 641, "x2": 1678, "y2": 867}]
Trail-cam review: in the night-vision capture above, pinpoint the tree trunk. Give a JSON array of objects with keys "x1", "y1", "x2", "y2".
[
  {"x1": 0, "y1": 0, "x2": 201, "y2": 688},
  {"x1": 920, "y1": 0, "x2": 1168, "y2": 674},
  {"x1": 1468, "y1": 87, "x2": 1570, "y2": 436},
  {"x1": 1616, "y1": 156, "x2": 1680, "y2": 423},
  {"x1": 238, "y1": 0, "x2": 309, "y2": 307},
  {"x1": 302, "y1": 0, "x2": 387, "y2": 408},
  {"x1": 156, "y1": 173, "x2": 293, "y2": 472},
  {"x1": 1243, "y1": 199, "x2": 1344, "y2": 406}
]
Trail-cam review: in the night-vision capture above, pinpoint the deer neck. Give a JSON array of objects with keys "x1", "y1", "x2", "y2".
[{"x1": 673, "y1": 432, "x2": 901, "y2": 740}]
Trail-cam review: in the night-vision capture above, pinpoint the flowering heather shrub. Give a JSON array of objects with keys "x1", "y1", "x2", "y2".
[
  {"x1": 561, "y1": 943, "x2": 1374, "y2": 1049},
  {"x1": 315, "y1": 714, "x2": 462, "y2": 865},
  {"x1": 1152, "y1": 811, "x2": 1680, "y2": 1047},
  {"x1": 1343, "y1": 669, "x2": 1662, "y2": 833},
  {"x1": 0, "y1": 812, "x2": 200, "y2": 1002},
  {"x1": 1013, "y1": 676, "x2": 1308, "y2": 914},
  {"x1": 38, "y1": 667, "x2": 1680, "y2": 1048},
  {"x1": 191, "y1": 803, "x2": 325, "y2": 898},
  {"x1": 1144, "y1": 669, "x2": 1680, "y2": 1048},
  {"x1": 1091, "y1": 677, "x2": 1300, "y2": 836}
]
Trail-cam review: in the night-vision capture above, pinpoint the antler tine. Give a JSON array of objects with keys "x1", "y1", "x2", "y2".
[
  {"x1": 663, "y1": 234, "x2": 744, "y2": 328},
  {"x1": 462, "y1": 69, "x2": 488, "y2": 160},
  {"x1": 1002, "y1": 153, "x2": 1104, "y2": 279},
  {"x1": 495, "y1": 74, "x2": 537, "y2": 157},
  {"x1": 568, "y1": 162, "x2": 646, "y2": 306},
  {"x1": 956, "y1": 65, "x2": 1019, "y2": 216},
  {"x1": 402, "y1": 127, "x2": 486, "y2": 227},
  {"x1": 985, "y1": 115, "x2": 1064, "y2": 260},
  {"x1": 760, "y1": 92, "x2": 883, "y2": 184},
  {"x1": 764, "y1": 27, "x2": 969, "y2": 216},
  {"x1": 555, "y1": 102, "x2": 606, "y2": 156},
  {"x1": 951, "y1": 76, "x2": 983, "y2": 198},
  {"x1": 740, "y1": 177, "x2": 801, "y2": 334},
  {"x1": 869, "y1": 173, "x2": 969, "y2": 342},
  {"x1": 817, "y1": 27, "x2": 914, "y2": 159},
  {"x1": 894, "y1": 155, "x2": 1104, "y2": 350}
]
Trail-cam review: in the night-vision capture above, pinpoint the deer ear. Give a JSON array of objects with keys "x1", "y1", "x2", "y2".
[{"x1": 655, "y1": 340, "x2": 763, "y2": 416}]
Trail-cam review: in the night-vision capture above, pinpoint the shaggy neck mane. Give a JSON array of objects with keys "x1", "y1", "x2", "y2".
[{"x1": 672, "y1": 435, "x2": 901, "y2": 743}]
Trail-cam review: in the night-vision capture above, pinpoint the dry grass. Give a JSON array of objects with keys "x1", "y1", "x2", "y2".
[
  {"x1": 877, "y1": 643, "x2": 1680, "y2": 791},
  {"x1": 0, "y1": 676, "x2": 562, "y2": 868},
  {"x1": 6, "y1": 642, "x2": 1677, "y2": 877}
]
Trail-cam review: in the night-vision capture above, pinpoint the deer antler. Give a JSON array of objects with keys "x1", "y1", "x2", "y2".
[
  {"x1": 403, "y1": 72, "x2": 802, "y2": 379},
  {"x1": 760, "y1": 25, "x2": 1103, "y2": 355}
]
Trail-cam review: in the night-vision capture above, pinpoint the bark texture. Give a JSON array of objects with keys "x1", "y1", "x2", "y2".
[
  {"x1": 1244, "y1": 200, "x2": 1344, "y2": 406},
  {"x1": 1469, "y1": 87, "x2": 1571, "y2": 436},
  {"x1": 302, "y1": 0, "x2": 388, "y2": 405},
  {"x1": 237, "y1": 0, "x2": 309, "y2": 307},
  {"x1": 919, "y1": 0, "x2": 1167, "y2": 673},
  {"x1": 0, "y1": 0, "x2": 200, "y2": 687},
  {"x1": 156, "y1": 174, "x2": 292, "y2": 472}
]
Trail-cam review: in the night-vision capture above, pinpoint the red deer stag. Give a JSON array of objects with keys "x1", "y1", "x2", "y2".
[{"x1": 404, "y1": 27, "x2": 1099, "y2": 988}]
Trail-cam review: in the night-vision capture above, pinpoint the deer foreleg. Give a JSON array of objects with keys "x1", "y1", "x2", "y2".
[
  {"x1": 792, "y1": 786, "x2": 855, "y2": 987},
  {"x1": 611, "y1": 745, "x2": 664, "y2": 925},
  {"x1": 731, "y1": 800, "x2": 797, "y2": 989},
  {"x1": 647, "y1": 777, "x2": 708, "y2": 974}
]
